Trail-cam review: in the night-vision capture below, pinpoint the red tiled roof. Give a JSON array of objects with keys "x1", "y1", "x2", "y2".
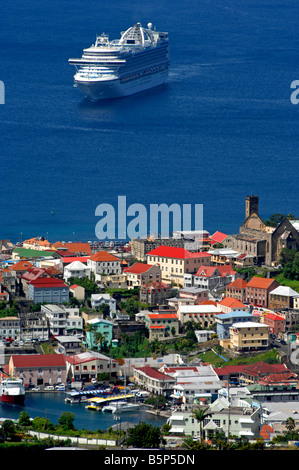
[
  {"x1": 264, "y1": 313, "x2": 285, "y2": 321},
  {"x1": 89, "y1": 251, "x2": 120, "y2": 262},
  {"x1": 217, "y1": 265, "x2": 236, "y2": 275},
  {"x1": 210, "y1": 231, "x2": 228, "y2": 243},
  {"x1": 124, "y1": 263, "x2": 154, "y2": 274},
  {"x1": 135, "y1": 365, "x2": 174, "y2": 381},
  {"x1": 64, "y1": 242, "x2": 92, "y2": 254},
  {"x1": 242, "y1": 361, "x2": 290, "y2": 377},
  {"x1": 147, "y1": 246, "x2": 211, "y2": 260},
  {"x1": 29, "y1": 278, "x2": 68, "y2": 289},
  {"x1": 11, "y1": 354, "x2": 66, "y2": 368},
  {"x1": 246, "y1": 277, "x2": 279, "y2": 289},
  {"x1": 258, "y1": 372, "x2": 297, "y2": 385}
]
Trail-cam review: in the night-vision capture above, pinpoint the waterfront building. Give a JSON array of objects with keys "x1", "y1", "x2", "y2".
[
  {"x1": 66, "y1": 351, "x2": 118, "y2": 382},
  {"x1": 9, "y1": 353, "x2": 67, "y2": 387},
  {"x1": 164, "y1": 364, "x2": 223, "y2": 404},
  {"x1": 167, "y1": 398, "x2": 261, "y2": 440},
  {"x1": 133, "y1": 365, "x2": 176, "y2": 396}
]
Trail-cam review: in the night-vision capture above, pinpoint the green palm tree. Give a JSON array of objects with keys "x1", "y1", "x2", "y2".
[
  {"x1": 192, "y1": 406, "x2": 212, "y2": 443},
  {"x1": 95, "y1": 331, "x2": 106, "y2": 351}
]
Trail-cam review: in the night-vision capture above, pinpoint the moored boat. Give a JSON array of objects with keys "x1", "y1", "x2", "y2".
[
  {"x1": 102, "y1": 401, "x2": 141, "y2": 413},
  {"x1": 0, "y1": 375, "x2": 25, "y2": 405}
]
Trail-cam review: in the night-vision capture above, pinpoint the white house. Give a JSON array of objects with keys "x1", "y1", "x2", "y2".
[
  {"x1": 91, "y1": 293, "x2": 117, "y2": 314},
  {"x1": 64, "y1": 260, "x2": 90, "y2": 282}
]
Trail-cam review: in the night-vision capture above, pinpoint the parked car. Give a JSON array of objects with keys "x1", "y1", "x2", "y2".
[{"x1": 44, "y1": 385, "x2": 55, "y2": 391}]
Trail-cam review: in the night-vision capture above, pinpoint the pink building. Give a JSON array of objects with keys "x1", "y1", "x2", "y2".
[{"x1": 9, "y1": 354, "x2": 67, "y2": 387}]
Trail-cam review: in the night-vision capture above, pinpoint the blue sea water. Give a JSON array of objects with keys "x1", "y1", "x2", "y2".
[{"x1": 0, "y1": 0, "x2": 298, "y2": 243}]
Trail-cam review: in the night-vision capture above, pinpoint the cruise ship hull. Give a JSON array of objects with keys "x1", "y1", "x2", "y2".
[{"x1": 75, "y1": 68, "x2": 168, "y2": 101}]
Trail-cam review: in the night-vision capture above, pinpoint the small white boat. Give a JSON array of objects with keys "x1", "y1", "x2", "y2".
[{"x1": 102, "y1": 401, "x2": 140, "y2": 413}]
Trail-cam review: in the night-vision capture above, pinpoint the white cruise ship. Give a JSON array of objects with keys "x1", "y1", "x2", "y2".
[{"x1": 68, "y1": 22, "x2": 169, "y2": 101}]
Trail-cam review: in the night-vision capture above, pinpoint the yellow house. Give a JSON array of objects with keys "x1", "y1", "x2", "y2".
[
  {"x1": 146, "y1": 245, "x2": 211, "y2": 286},
  {"x1": 229, "y1": 321, "x2": 269, "y2": 352}
]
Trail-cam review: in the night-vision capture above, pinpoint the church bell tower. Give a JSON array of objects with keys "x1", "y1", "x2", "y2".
[{"x1": 245, "y1": 195, "x2": 259, "y2": 219}]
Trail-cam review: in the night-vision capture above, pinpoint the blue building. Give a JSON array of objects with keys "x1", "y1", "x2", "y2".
[
  {"x1": 84, "y1": 317, "x2": 115, "y2": 351},
  {"x1": 215, "y1": 310, "x2": 254, "y2": 340},
  {"x1": 28, "y1": 278, "x2": 69, "y2": 304}
]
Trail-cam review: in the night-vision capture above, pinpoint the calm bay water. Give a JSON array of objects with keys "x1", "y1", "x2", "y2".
[
  {"x1": 0, "y1": 392, "x2": 166, "y2": 431},
  {"x1": 0, "y1": 0, "x2": 298, "y2": 243}
]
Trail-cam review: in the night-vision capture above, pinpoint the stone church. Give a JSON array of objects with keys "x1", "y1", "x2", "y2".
[{"x1": 224, "y1": 196, "x2": 299, "y2": 266}]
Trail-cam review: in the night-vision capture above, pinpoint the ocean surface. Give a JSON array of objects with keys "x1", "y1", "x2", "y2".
[
  {"x1": 0, "y1": 0, "x2": 298, "y2": 243},
  {"x1": 0, "y1": 392, "x2": 166, "y2": 431}
]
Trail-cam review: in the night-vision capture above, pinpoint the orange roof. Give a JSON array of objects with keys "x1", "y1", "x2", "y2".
[
  {"x1": 218, "y1": 297, "x2": 246, "y2": 309},
  {"x1": 89, "y1": 251, "x2": 120, "y2": 262},
  {"x1": 198, "y1": 300, "x2": 217, "y2": 306},
  {"x1": 246, "y1": 276, "x2": 278, "y2": 289},
  {"x1": 148, "y1": 313, "x2": 178, "y2": 319},
  {"x1": 227, "y1": 278, "x2": 248, "y2": 289},
  {"x1": 9, "y1": 260, "x2": 33, "y2": 271},
  {"x1": 64, "y1": 242, "x2": 92, "y2": 254}
]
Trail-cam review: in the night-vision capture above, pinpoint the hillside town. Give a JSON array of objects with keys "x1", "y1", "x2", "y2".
[{"x1": 1, "y1": 195, "x2": 299, "y2": 448}]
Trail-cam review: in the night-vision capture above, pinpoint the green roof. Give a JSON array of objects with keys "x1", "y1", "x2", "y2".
[{"x1": 13, "y1": 248, "x2": 56, "y2": 258}]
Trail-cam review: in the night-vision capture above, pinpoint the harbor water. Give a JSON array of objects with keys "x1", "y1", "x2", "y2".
[{"x1": 0, "y1": 392, "x2": 167, "y2": 431}]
